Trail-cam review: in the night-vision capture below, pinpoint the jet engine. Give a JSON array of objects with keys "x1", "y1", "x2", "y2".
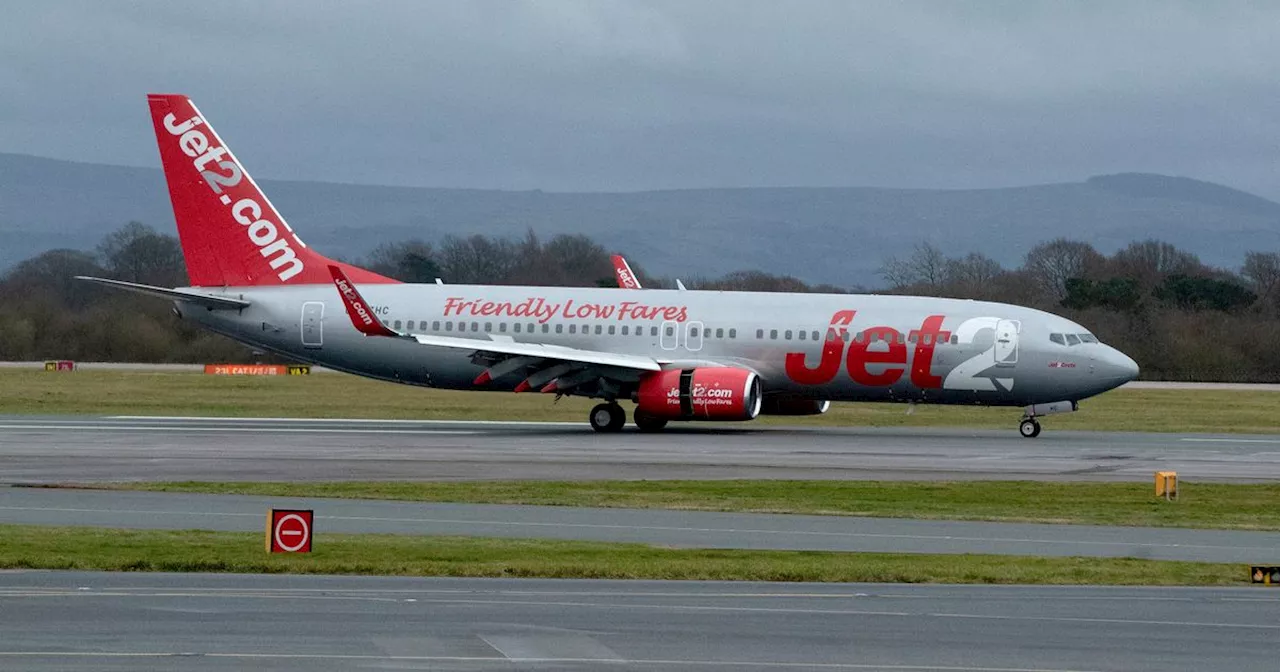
[
  {"x1": 635, "y1": 367, "x2": 762, "y2": 421},
  {"x1": 759, "y1": 396, "x2": 830, "y2": 416}
]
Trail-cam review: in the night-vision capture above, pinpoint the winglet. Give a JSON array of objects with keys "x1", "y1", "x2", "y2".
[
  {"x1": 329, "y1": 265, "x2": 399, "y2": 337},
  {"x1": 611, "y1": 255, "x2": 642, "y2": 289}
]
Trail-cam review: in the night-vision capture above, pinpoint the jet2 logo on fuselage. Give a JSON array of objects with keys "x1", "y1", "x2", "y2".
[{"x1": 785, "y1": 311, "x2": 1016, "y2": 392}]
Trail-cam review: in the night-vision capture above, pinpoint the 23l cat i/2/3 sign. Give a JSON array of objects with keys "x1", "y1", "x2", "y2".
[{"x1": 267, "y1": 509, "x2": 313, "y2": 553}]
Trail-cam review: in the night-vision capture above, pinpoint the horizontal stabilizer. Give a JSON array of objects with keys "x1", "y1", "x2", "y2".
[{"x1": 75, "y1": 276, "x2": 250, "y2": 309}]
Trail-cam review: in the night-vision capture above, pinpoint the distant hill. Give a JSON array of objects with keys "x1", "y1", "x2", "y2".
[{"x1": 2, "y1": 152, "x2": 1278, "y2": 287}]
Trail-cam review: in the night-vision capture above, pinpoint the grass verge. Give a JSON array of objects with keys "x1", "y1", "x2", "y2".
[
  {"x1": 2, "y1": 369, "x2": 1280, "y2": 432},
  {"x1": 114, "y1": 480, "x2": 1280, "y2": 531},
  {"x1": 0, "y1": 524, "x2": 1246, "y2": 585}
]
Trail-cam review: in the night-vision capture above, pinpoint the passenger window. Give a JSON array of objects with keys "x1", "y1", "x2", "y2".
[
  {"x1": 485, "y1": 322, "x2": 493, "y2": 333},
  {"x1": 569, "y1": 325, "x2": 577, "y2": 334},
  {"x1": 498, "y1": 323, "x2": 506, "y2": 333},
  {"x1": 458, "y1": 322, "x2": 467, "y2": 332},
  {"x1": 784, "y1": 330, "x2": 793, "y2": 340},
  {"x1": 393, "y1": 320, "x2": 402, "y2": 329},
  {"x1": 595, "y1": 325, "x2": 603, "y2": 335},
  {"x1": 471, "y1": 322, "x2": 479, "y2": 332},
  {"x1": 812, "y1": 330, "x2": 819, "y2": 341},
  {"x1": 770, "y1": 329, "x2": 778, "y2": 340},
  {"x1": 897, "y1": 332, "x2": 905, "y2": 344},
  {"x1": 1050, "y1": 333, "x2": 1065, "y2": 346},
  {"x1": 756, "y1": 329, "x2": 764, "y2": 339},
  {"x1": 528, "y1": 323, "x2": 535, "y2": 333},
  {"x1": 445, "y1": 321, "x2": 453, "y2": 332},
  {"x1": 665, "y1": 326, "x2": 674, "y2": 337},
  {"x1": 622, "y1": 326, "x2": 629, "y2": 335},
  {"x1": 608, "y1": 325, "x2": 616, "y2": 335},
  {"x1": 908, "y1": 333, "x2": 918, "y2": 343},
  {"x1": 716, "y1": 328, "x2": 724, "y2": 338},
  {"x1": 923, "y1": 334, "x2": 933, "y2": 345},
  {"x1": 555, "y1": 324, "x2": 563, "y2": 334},
  {"x1": 1065, "y1": 334, "x2": 1081, "y2": 346},
  {"x1": 690, "y1": 327, "x2": 699, "y2": 338},
  {"x1": 799, "y1": 330, "x2": 807, "y2": 341},
  {"x1": 651, "y1": 326, "x2": 658, "y2": 337},
  {"x1": 729, "y1": 328, "x2": 737, "y2": 339},
  {"x1": 432, "y1": 321, "x2": 440, "y2": 331},
  {"x1": 513, "y1": 323, "x2": 521, "y2": 333},
  {"x1": 950, "y1": 335, "x2": 959, "y2": 345}
]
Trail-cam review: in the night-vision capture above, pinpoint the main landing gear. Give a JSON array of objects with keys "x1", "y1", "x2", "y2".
[
  {"x1": 1019, "y1": 417, "x2": 1042, "y2": 438},
  {"x1": 589, "y1": 402, "x2": 627, "y2": 433}
]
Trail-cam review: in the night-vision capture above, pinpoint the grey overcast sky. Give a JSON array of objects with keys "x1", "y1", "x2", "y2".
[{"x1": 3, "y1": 1, "x2": 1280, "y2": 197}]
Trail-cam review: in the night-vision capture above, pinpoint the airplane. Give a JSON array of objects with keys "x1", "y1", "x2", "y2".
[{"x1": 80, "y1": 93, "x2": 1139, "y2": 438}]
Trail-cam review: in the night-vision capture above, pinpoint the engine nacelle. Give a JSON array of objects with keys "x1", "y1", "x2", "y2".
[
  {"x1": 636, "y1": 367, "x2": 762, "y2": 421},
  {"x1": 759, "y1": 396, "x2": 830, "y2": 416}
]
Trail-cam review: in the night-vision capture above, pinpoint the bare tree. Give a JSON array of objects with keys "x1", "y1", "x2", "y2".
[
  {"x1": 96, "y1": 221, "x2": 185, "y2": 286},
  {"x1": 1022, "y1": 238, "x2": 1105, "y2": 301},
  {"x1": 1110, "y1": 239, "x2": 1202, "y2": 288},
  {"x1": 879, "y1": 241, "x2": 947, "y2": 290},
  {"x1": 365, "y1": 239, "x2": 441, "y2": 283},
  {"x1": 1242, "y1": 251, "x2": 1280, "y2": 308}
]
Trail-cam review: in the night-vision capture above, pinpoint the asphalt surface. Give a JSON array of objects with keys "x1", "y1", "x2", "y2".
[
  {"x1": 0, "y1": 572, "x2": 1275, "y2": 671},
  {"x1": 3, "y1": 487, "x2": 1278, "y2": 562},
  {"x1": 4, "y1": 415, "x2": 1280, "y2": 482}
]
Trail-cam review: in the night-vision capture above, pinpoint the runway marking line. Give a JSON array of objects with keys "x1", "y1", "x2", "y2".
[
  {"x1": 3, "y1": 589, "x2": 1278, "y2": 633},
  {"x1": 0, "y1": 424, "x2": 479, "y2": 435},
  {"x1": 0, "y1": 505, "x2": 1277, "y2": 554},
  {"x1": 0, "y1": 651, "x2": 1110, "y2": 671},
  {"x1": 106, "y1": 415, "x2": 585, "y2": 428}
]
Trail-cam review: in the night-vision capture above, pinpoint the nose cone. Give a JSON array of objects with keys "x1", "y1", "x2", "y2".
[{"x1": 1100, "y1": 346, "x2": 1140, "y2": 384}]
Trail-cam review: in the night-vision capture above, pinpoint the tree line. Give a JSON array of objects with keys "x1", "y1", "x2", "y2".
[{"x1": 1, "y1": 222, "x2": 1277, "y2": 381}]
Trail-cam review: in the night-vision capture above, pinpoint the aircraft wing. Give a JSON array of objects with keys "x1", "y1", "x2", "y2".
[
  {"x1": 329, "y1": 265, "x2": 661, "y2": 379},
  {"x1": 76, "y1": 276, "x2": 251, "y2": 310}
]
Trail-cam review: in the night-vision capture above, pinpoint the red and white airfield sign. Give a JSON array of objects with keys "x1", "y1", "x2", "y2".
[{"x1": 266, "y1": 509, "x2": 313, "y2": 553}]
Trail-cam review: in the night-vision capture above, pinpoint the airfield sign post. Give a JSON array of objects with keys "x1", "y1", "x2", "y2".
[{"x1": 267, "y1": 509, "x2": 313, "y2": 553}]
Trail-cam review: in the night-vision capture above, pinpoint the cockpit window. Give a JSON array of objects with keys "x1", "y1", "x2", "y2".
[
  {"x1": 1049, "y1": 333, "x2": 1065, "y2": 346},
  {"x1": 1078, "y1": 333, "x2": 1098, "y2": 343},
  {"x1": 1065, "y1": 334, "x2": 1081, "y2": 346}
]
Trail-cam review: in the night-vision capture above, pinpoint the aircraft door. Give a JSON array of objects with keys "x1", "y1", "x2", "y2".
[
  {"x1": 685, "y1": 321, "x2": 704, "y2": 352},
  {"x1": 301, "y1": 301, "x2": 324, "y2": 348},
  {"x1": 994, "y1": 319, "x2": 1019, "y2": 366},
  {"x1": 660, "y1": 320, "x2": 679, "y2": 350}
]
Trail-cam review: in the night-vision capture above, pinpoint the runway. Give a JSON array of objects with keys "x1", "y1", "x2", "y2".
[
  {"x1": 3, "y1": 487, "x2": 1278, "y2": 562},
  {"x1": 0, "y1": 572, "x2": 1275, "y2": 671},
  {"x1": 4, "y1": 415, "x2": 1280, "y2": 482}
]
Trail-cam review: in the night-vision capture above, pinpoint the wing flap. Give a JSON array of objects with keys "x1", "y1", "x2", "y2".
[{"x1": 407, "y1": 333, "x2": 661, "y2": 371}]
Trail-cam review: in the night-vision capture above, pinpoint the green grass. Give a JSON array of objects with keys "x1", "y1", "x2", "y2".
[
  {"x1": 0, "y1": 524, "x2": 1246, "y2": 585},
  {"x1": 114, "y1": 480, "x2": 1280, "y2": 531},
  {"x1": 2, "y1": 369, "x2": 1279, "y2": 432}
]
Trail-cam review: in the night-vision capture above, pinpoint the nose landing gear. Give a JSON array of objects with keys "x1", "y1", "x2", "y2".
[{"x1": 1019, "y1": 417, "x2": 1042, "y2": 438}]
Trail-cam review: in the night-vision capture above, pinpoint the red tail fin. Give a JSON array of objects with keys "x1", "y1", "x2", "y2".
[
  {"x1": 148, "y1": 94, "x2": 396, "y2": 287},
  {"x1": 611, "y1": 254, "x2": 642, "y2": 289}
]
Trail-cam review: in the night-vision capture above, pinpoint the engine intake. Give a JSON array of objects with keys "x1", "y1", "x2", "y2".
[{"x1": 636, "y1": 367, "x2": 762, "y2": 421}]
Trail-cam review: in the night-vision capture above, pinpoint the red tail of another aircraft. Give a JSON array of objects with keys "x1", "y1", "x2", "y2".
[{"x1": 147, "y1": 94, "x2": 396, "y2": 287}]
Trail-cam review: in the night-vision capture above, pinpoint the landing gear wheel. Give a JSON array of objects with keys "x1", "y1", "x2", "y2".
[
  {"x1": 633, "y1": 409, "x2": 669, "y2": 433},
  {"x1": 590, "y1": 403, "x2": 626, "y2": 433},
  {"x1": 1019, "y1": 418, "x2": 1042, "y2": 438}
]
